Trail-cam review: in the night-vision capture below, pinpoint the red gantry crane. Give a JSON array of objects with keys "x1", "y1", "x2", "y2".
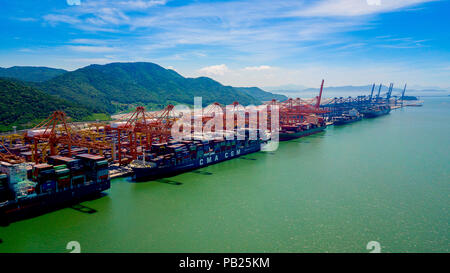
[
  {"x1": 107, "y1": 105, "x2": 178, "y2": 164},
  {"x1": 0, "y1": 142, "x2": 25, "y2": 164},
  {"x1": 270, "y1": 80, "x2": 328, "y2": 127},
  {"x1": 24, "y1": 111, "x2": 110, "y2": 164}
]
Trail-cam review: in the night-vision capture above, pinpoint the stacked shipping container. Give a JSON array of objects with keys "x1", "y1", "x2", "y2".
[
  {"x1": 0, "y1": 154, "x2": 110, "y2": 214},
  {"x1": 75, "y1": 154, "x2": 109, "y2": 185}
]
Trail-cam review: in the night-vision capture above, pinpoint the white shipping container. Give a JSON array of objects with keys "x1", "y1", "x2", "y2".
[
  {"x1": 27, "y1": 129, "x2": 48, "y2": 137},
  {"x1": 0, "y1": 163, "x2": 31, "y2": 184},
  {"x1": 110, "y1": 122, "x2": 127, "y2": 128}
]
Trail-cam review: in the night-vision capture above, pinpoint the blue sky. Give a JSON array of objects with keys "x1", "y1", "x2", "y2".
[{"x1": 1, "y1": 0, "x2": 449, "y2": 88}]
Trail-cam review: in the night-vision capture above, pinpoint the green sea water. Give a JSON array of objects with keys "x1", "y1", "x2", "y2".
[{"x1": 1, "y1": 97, "x2": 449, "y2": 253}]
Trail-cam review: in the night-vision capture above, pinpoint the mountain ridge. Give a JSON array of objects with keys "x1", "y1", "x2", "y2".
[
  {"x1": 31, "y1": 62, "x2": 283, "y2": 113},
  {"x1": 0, "y1": 66, "x2": 67, "y2": 82}
]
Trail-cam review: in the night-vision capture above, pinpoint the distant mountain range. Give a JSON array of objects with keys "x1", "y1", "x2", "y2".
[
  {"x1": 0, "y1": 62, "x2": 286, "y2": 131},
  {"x1": 262, "y1": 84, "x2": 310, "y2": 93},
  {"x1": 234, "y1": 87, "x2": 287, "y2": 101},
  {"x1": 263, "y1": 84, "x2": 450, "y2": 98}
]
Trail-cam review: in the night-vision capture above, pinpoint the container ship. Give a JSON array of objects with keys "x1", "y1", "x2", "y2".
[
  {"x1": 0, "y1": 154, "x2": 110, "y2": 221},
  {"x1": 332, "y1": 109, "x2": 363, "y2": 126},
  {"x1": 279, "y1": 117, "x2": 327, "y2": 141},
  {"x1": 0, "y1": 77, "x2": 406, "y2": 221},
  {"x1": 130, "y1": 130, "x2": 264, "y2": 181},
  {"x1": 361, "y1": 105, "x2": 391, "y2": 118}
]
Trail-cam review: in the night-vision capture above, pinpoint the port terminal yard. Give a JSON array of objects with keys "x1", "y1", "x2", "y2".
[{"x1": 0, "y1": 80, "x2": 418, "y2": 220}]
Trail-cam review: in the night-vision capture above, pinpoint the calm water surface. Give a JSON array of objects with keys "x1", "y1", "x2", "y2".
[{"x1": 1, "y1": 97, "x2": 449, "y2": 252}]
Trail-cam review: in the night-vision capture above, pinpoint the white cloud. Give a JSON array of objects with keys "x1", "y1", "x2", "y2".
[
  {"x1": 292, "y1": 0, "x2": 435, "y2": 17},
  {"x1": 67, "y1": 45, "x2": 119, "y2": 53},
  {"x1": 16, "y1": 0, "x2": 445, "y2": 88},
  {"x1": 181, "y1": 59, "x2": 450, "y2": 90},
  {"x1": 41, "y1": 0, "x2": 433, "y2": 53},
  {"x1": 86, "y1": 7, "x2": 130, "y2": 26},
  {"x1": 367, "y1": 0, "x2": 382, "y2": 6},
  {"x1": 43, "y1": 14, "x2": 81, "y2": 25},
  {"x1": 198, "y1": 64, "x2": 229, "y2": 76},
  {"x1": 118, "y1": 0, "x2": 167, "y2": 9},
  {"x1": 375, "y1": 36, "x2": 429, "y2": 48},
  {"x1": 244, "y1": 65, "x2": 273, "y2": 71},
  {"x1": 67, "y1": 0, "x2": 81, "y2": 6},
  {"x1": 69, "y1": 38, "x2": 110, "y2": 45},
  {"x1": 15, "y1": 17, "x2": 38, "y2": 22}
]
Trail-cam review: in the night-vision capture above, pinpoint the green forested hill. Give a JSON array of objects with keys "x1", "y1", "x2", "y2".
[
  {"x1": 35, "y1": 62, "x2": 263, "y2": 113},
  {"x1": 0, "y1": 78, "x2": 91, "y2": 131},
  {"x1": 0, "y1": 66, "x2": 67, "y2": 82},
  {"x1": 0, "y1": 62, "x2": 286, "y2": 131}
]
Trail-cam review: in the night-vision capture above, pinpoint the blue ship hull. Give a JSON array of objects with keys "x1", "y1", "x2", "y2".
[{"x1": 132, "y1": 144, "x2": 262, "y2": 181}]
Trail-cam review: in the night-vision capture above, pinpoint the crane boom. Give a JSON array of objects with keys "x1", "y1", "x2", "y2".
[
  {"x1": 369, "y1": 83, "x2": 375, "y2": 100},
  {"x1": 386, "y1": 83, "x2": 393, "y2": 101},
  {"x1": 376, "y1": 84, "x2": 382, "y2": 102},
  {"x1": 401, "y1": 84, "x2": 407, "y2": 100},
  {"x1": 315, "y1": 79, "x2": 324, "y2": 109}
]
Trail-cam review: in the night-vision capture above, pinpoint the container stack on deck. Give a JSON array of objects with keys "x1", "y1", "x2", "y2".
[
  {"x1": 32, "y1": 164, "x2": 56, "y2": 194},
  {"x1": 48, "y1": 156, "x2": 85, "y2": 188},
  {"x1": 54, "y1": 164, "x2": 71, "y2": 190},
  {"x1": 75, "y1": 154, "x2": 109, "y2": 185},
  {"x1": 0, "y1": 153, "x2": 111, "y2": 221},
  {"x1": 130, "y1": 128, "x2": 265, "y2": 180},
  {"x1": 0, "y1": 162, "x2": 36, "y2": 200},
  {"x1": 137, "y1": 137, "x2": 257, "y2": 168}
]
